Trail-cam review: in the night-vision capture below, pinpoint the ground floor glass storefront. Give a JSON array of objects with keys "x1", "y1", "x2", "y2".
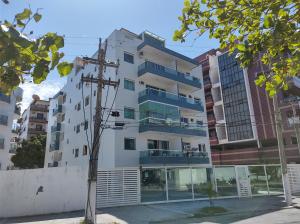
[{"x1": 141, "y1": 165, "x2": 283, "y2": 203}]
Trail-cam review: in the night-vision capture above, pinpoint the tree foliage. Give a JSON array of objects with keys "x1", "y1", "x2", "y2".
[
  {"x1": 11, "y1": 135, "x2": 46, "y2": 169},
  {"x1": 0, "y1": 4, "x2": 73, "y2": 93},
  {"x1": 174, "y1": 0, "x2": 300, "y2": 96}
]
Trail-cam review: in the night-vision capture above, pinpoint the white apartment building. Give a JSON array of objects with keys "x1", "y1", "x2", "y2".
[
  {"x1": 0, "y1": 88, "x2": 23, "y2": 170},
  {"x1": 44, "y1": 29, "x2": 211, "y2": 174},
  {"x1": 19, "y1": 96, "x2": 49, "y2": 140}
]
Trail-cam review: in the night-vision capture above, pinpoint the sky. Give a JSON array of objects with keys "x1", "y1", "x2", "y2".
[{"x1": 1, "y1": 0, "x2": 219, "y2": 111}]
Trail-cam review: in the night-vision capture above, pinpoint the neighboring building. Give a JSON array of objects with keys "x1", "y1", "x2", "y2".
[
  {"x1": 44, "y1": 29, "x2": 211, "y2": 173},
  {"x1": 19, "y1": 96, "x2": 49, "y2": 140},
  {"x1": 196, "y1": 50, "x2": 300, "y2": 165},
  {"x1": 0, "y1": 88, "x2": 23, "y2": 170}
]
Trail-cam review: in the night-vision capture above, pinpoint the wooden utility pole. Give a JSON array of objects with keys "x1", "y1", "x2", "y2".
[
  {"x1": 273, "y1": 94, "x2": 292, "y2": 206},
  {"x1": 79, "y1": 38, "x2": 119, "y2": 224}
]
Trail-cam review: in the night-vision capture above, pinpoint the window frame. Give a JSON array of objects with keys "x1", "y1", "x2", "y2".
[
  {"x1": 124, "y1": 107, "x2": 135, "y2": 119},
  {"x1": 124, "y1": 137, "x2": 136, "y2": 150},
  {"x1": 124, "y1": 52, "x2": 134, "y2": 64},
  {"x1": 124, "y1": 78, "x2": 135, "y2": 91}
]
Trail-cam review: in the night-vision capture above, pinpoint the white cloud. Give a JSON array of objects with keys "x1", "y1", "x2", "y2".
[{"x1": 19, "y1": 79, "x2": 66, "y2": 112}]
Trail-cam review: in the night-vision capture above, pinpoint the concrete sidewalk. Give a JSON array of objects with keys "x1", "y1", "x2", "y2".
[{"x1": 1, "y1": 196, "x2": 299, "y2": 224}]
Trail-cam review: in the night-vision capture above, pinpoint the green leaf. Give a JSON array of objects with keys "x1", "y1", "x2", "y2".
[
  {"x1": 16, "y1": 20, "x2": 25, "y2": 28},
  {"x1": 57, "y1": 62, "x2": 73, "y2": 76},
  {"x1": 33, "y1": 13, "x2": 42, "y2": 22},
  {"x1": 263, "y1": 14, "x2": 273, "y2": 28},
  {"x1": 15, "y1": 8, "x2": 32, "y2": 21},
  {"x1": 236, "y1": 44, "x2": 246, "y2": 52}
]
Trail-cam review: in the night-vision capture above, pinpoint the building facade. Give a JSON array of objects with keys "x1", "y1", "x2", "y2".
[
  {"x1": 0, "y1": 88, "x2": 23, "y2": 170},
  {"x1": 44, "y1": 29, "x2": 211, "y2": 174},
  {"x1": 19, "y1": 97, "x2": 49, "y2": 140},
  {"x1": 196, "y1": 50, "x2": 300, "y2": 165}
]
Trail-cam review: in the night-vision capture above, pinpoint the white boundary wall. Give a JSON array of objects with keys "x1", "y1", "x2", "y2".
[
  {"x1": 0, "y1": 166, "x2": 88, "y2": 218},
  {"x1": 287, "y1": 164, "x2": 300, "y2": 194}
]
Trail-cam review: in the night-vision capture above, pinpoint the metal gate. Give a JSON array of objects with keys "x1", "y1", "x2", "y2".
[
  {"x1": 287, "y1": 164, "x2": 300, "y2": 194},
  {"x1": 235, "y1": 166, "x2": 252, "y2": 197},
  {"x1": 96, "y1": 169, "x2": 140, "y2": 208}
]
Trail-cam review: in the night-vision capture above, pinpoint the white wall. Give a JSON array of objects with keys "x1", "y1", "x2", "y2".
[{"x1": 0, "y1": 166, "x2": 88, "y2": 218}]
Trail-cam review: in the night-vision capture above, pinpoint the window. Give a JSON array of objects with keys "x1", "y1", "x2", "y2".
[
  {"x1": 69, "y1": 98, "x2": 72, "y2": 103},
  {"x1": 75, "y1": 148, "x2": 79, "y2": 157},
  {"x1": 94, "y1": 90, "x2": 96, "y2": 96},
  {"x1": 77, "y1": 102, "x2": 81, "y2": 111},
  {"x1": 291, "y1": 136, "x2": 298, "y2": 145},
  {"x1": 76, "y1": 124, "x2": 80, "y2": 133},
  {"x1": 0, "y1": 115, "x2": 8, "y2": 126},
  {"x1": 124, "y1": 107, "x2": 135, "y2": 119},
  {"x1": 124, "y1": 79, "x2": 135, "y2": 91},
  {"x1": 198, "y1": 144, "x2": 206, "y2": 152},
  {"x1": 0, "y1": 138, "x2": 4, "y2": 149},
  {"x1": 124, "y1": 52, "x2": 134, "y2": 64},
  {"x1": 83, "y1": 145, "x2": 88, "y2": 155},
  {"x1": 37, "y1": 113, "x2": 44, "y2": 119},
  {"x1": 124, "y1": 138, "x2": 135, "y2": 150},
  {"x1": 147, "y1": 139, "x2": 169, "y2": 150},
  {"x1": 84, "y1": 120, "x2": 88, "y2": 130},
  {"x1": 85, "y1": 96, "x2": 89, "y2": 106}
]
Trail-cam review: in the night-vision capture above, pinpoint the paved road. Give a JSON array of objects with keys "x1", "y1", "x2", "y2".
[{"x1": 1, "y1": 196, "x2": 299, "y2": 224}]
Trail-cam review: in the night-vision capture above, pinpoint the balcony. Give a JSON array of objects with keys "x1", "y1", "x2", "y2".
[
  {"x1": 0, "y1": 93, "x2": 10, "y2": 103},
  {"x1": 51, "y1": 123, "x2": 62, "y2": 133},
  {"x1": 210, "y1": 137, "x2": 219, "y2": 146},
  {"x1": 53, "y1": 105, "x2": 63, "y2": 116},
  {"x1": 139, "y1": 119, "x2": 207, "y2": 137},
  {"x1": 28, "y1": 128, "x2": 46, "y2": 135},
  {"x1": 207, "y1": 115, "x2": 216, "y2": 126},
  {"x1": 29, "y1": 117, "x2": 47, "y2": 123},
  {"x1": 138, "y1": 88, "x2": 203, "y2": 112},
  {"x1": 50, "y1": 141, "x2": 60, "y2": 151},
  {"x1": 205, "y1": 96, "x2": 214, "y2": 108},
  {"x1": 139, "y1": 149, "x2": 209, "y2": 165},
  {"x1": 137, "y1": 31, "x2": 198, "y2": 66},
  {"x1": 138, "y1": 61, "x2": 201, "y2": 89},
  {"x1": 204, "y1": 79, "x2": 212, "y2": 90},
  {"x1": 31, "y1": 104, "x2": 49, "y2": 112}
]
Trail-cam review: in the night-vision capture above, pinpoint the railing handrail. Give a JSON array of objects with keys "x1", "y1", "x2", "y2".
[
  {"x1": 139, "y1": 87, "x2": 201, "y2": 105},
  {"x1": 140, "y1": 118, "x2": 205, "y2": 130},
  {"x1": 139, "y1": 60, "x2": 200, "y2": 83},
  {"x1": 139, "y1": 149, "x2": 208, "y2": 158}
]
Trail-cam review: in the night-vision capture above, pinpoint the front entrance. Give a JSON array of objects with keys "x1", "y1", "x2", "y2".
[{"x1": 235, "y1": 166, "x2": 252, "y2": 197}]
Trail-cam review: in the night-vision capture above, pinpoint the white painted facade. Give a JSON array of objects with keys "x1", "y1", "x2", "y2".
[
  {"x1": 19, "y1": 99, "x2": 49, "y2": 140},
  {"x1": 0, "y1": 88, "x2": 23, "y2": 170},
  {"x1": 44, "y1": 29, "x2": 211, "y2": 169}
]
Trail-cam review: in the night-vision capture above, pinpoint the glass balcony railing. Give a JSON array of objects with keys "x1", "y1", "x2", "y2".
[
  {"x1": 139, "y1": 118, "x2": 207, "y2": 137},
  {"x1": 138, "y1": 61, "x2": 201, "y2": 88},
  {"x1": 53, "y1": 105, "x2": 63, "y2": 116},
  {"x1": 139, "y1": 149, "x2": 209, "y2": 165},
  {"x1": 138, "y1": 88, "x2": 204, "y2": 111},
  {"x1": 51, "y1": 123, "x2": 62, "y2": 132},
  {"x1": 50, "y1": 141, "x2": 60, "y2": 151}
]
